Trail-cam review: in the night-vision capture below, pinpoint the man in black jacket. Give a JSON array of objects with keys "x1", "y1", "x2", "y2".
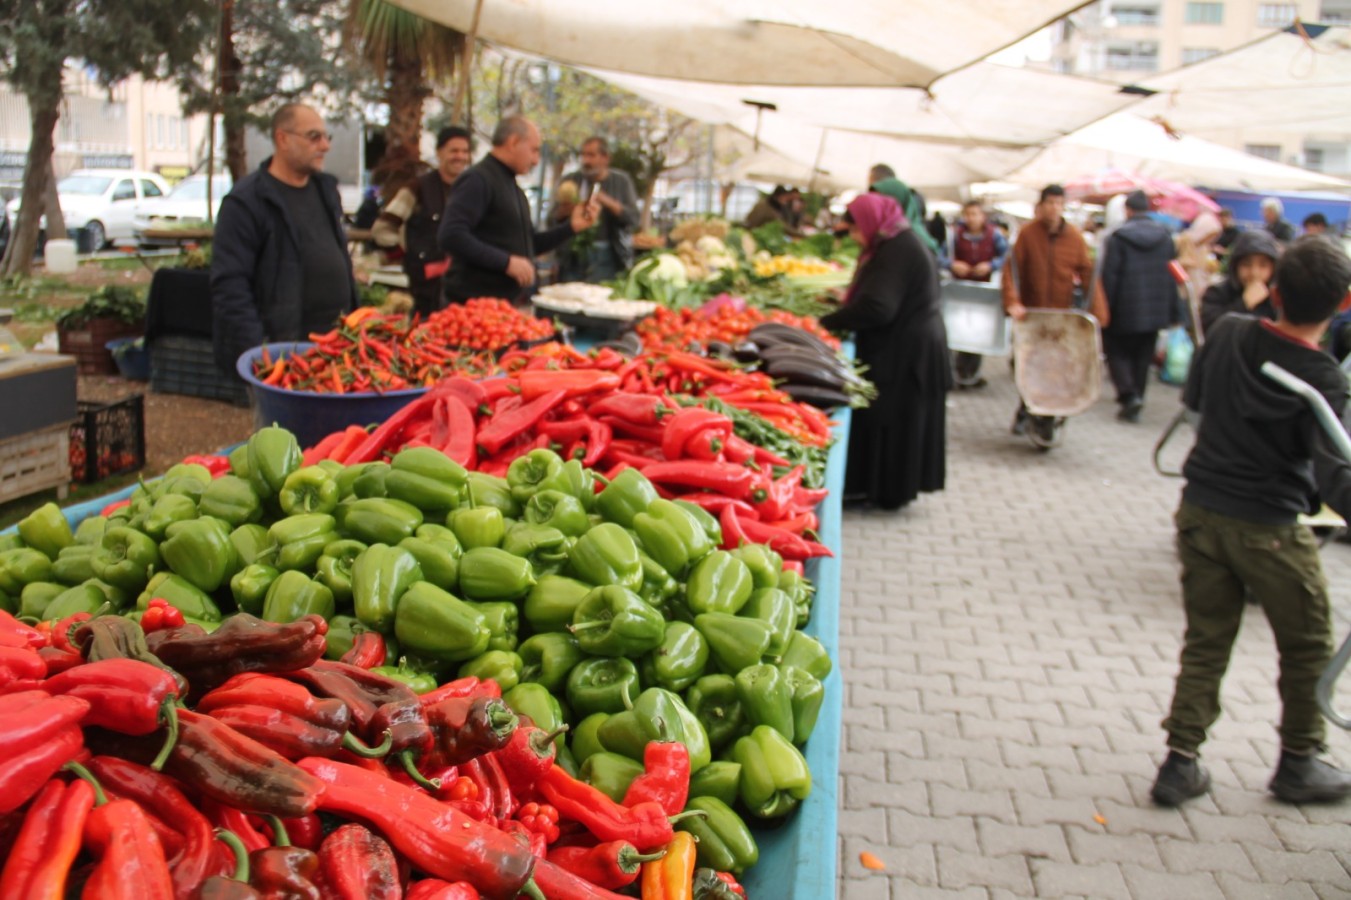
[
  {"x1": 210, "y1": 103, "x2": 357, "y2": 374},
  {"x1": 438, "y1": 116, "x2": 597, "y2": 304},
  {"x1": 1100, "y1": 190, "x2": 1178, "y2": 422}
]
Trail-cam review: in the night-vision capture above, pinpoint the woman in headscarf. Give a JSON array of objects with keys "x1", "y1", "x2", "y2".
[{"x1": 820, "y1": 193, "x2": 951, "y2": 511}]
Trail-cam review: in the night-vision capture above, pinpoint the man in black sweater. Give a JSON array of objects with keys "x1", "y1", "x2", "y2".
[
  {"x1": 1152, "y1": 236, "x2": 1351, "y2": 808},
  {"x1": 438, "y1": 116, "x2": 597, "y2": 304}
]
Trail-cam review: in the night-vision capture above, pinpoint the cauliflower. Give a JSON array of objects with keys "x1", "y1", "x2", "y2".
[{"x1": 649, "y1": 253, "x2": 689, "y2": 289}]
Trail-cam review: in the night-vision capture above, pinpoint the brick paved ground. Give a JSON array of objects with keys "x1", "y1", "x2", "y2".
[{"x1": 836, "y1": 360, "x2": 1351, "y2": 899}]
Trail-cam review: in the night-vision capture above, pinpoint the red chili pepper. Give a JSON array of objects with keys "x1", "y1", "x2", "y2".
[
  {"x1": 516, "y1": 369, "x2": 621, "y2": 399},
  {"x1": 477, "y1": 389, "x2": 567, "y2": 455},
  {"x1": 641, "y1": 461, "x2": 756, "y2": 498},
  {"x1": 598, "y1": 416, "x2": 667, "y2": 446},
  {"x1": 661, "y1": 407, "x2": 732, "y2": 462},
  {"x1": 418, "y1": 676, "x2": 502, "y2": 706},
  {"x1": 339, "y1": 631, "x2": 387, "y2": 669},
  {"x1": 182, "y1": 454, "x2": 233, "y2": 477},
  {"x1": 442, "y1": 395, "x2": 479, "y2": 468},
  {"x1": 735, "y1": 515, "x2": 834, "y2": 560},
  {"x1": 769, "y1": 511, "x2": 819, "y2": 534},
  {"x1": 0, "y1": 777, "x2": 94, "y2": 898},
  {"x1": 316, "y1": 824, "x2": 402, "y2": 900},
  {"x1": 621, "y1": 740, "x2": 690, "y2": 817},
  {"x1": 301, "y1": 431, "x2": 346, "y2": 467},
  {"x1": 0, "y1": 691, "x2": 90, "y2": 814},
  {"x1": 343, "y1": 389, "x2": 442, "y2": 464},
  {"x1": 529, "y1": 858, "x2": 633, "y2": 900},
  {"x1": 327, "y1": 426, "x2": 372, "y2": 465},
  {"x1": 202, "y1": 799, "x2": 270, "y2": 852},
  {"x1": 719, "y1": 503, "x2": 752, "y2": 551},
  {"x1": 101, "y1": 497, "x2": 134, "y2": 517},
  {"x1": 683, "y1": 427, "x2": 726, "y2": 462},
  {"x1": 584, "y1": 393, "x2": 672, "y2": 426},
  {"x1": 494, "y1": 722, "x2": 567, "y2": 795},
  {"x1": 536, "y1": 765, "x2": 682, "y2": 852},
  {"x1": 547, "y1": 841, "x2": 666, "y2": 891}
]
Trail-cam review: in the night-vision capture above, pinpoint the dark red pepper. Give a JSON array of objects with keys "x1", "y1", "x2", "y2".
[
  {"x1": 250, "y1": 816, "x2": 320, "y2": 900},
  {"x1": 316, "y1": 824, "x2": 401, "y2": 900},
  {"x1": 36, "y1": 644, "x2": 84, "y2": 676},
  {"x1": 425, "y1": 696, "x2": 519, "y2": 767},
  {"x1": 145, "y1": 615, "x2": 328, "y2": 699},
  {"x1": 196, "y1": 673, "x2": 383, "y2": 762},
  {"x1": 198, "y1": 829, "x2": 264, "y2": 900}
]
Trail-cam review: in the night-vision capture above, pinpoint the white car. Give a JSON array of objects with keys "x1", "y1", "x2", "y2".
[
  {"x1": 5, "y1": 169, "x2": 171, "y2": 251},
  {"x1": 132, "y1": 174, "x2": 232, "y2": 244}
]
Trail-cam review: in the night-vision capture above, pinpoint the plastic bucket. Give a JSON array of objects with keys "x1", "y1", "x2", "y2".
[
  {"x1": 236, "y1": 342, "x2": 427, "y2": 450},
  {"x1": 45, "y1": 239, "x2": 77, "y2": 274},
  {"x1": 106, "y1": 338, "x2": 150, "y2": 381}
]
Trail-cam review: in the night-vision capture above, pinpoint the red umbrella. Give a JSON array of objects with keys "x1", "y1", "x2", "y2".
[
  {"x1": 1062, "y1": 169, "x2": 1151, "y2": 204},
  {"x1": 1063, "y1": 168, "x2": 1219, "y2": 220}
]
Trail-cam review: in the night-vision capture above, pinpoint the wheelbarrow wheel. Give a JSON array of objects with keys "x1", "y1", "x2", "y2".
[{"x1": 1027, "y1": 415, "x2": 1063, "y2": 451}]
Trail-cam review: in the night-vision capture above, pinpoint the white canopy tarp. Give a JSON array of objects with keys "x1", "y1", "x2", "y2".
[
  {"x1": 1132, "y1": 24, "x2": 1351, "y2": 133},
  {"x1": 1005, "y1": 113, "x2": 1349, "y2": 193},
  {"x1": 389, "y1": 0, "x2": 1094, "y2": 87}
]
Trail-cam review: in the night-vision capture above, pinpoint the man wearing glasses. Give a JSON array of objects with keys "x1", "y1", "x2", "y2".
[{"x1": 211, "y1": 102, "x2": 358, "y2": 374}]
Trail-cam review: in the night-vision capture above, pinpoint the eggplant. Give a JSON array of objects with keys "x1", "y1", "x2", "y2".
[
  {"x1": 781, "y1": 383, "x2": 853, "y2": 409},
  {"x1": 765, "y1": 356, "x2": 849, "y2": 392},
  {"x1": 706, "y1": 340, "x2": 735, "y2": 361},
  {"x1": 732, "y1": 341, "x2": 762, "y2": 363},
  {"x1": 749, "y1": 322, "x2": 837, "y2": 357},
  {"x1": 759, "y1": 344, "x2": 865, "y2": 386}
]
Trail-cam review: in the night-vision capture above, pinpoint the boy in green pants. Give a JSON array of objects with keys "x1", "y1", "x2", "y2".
[{"x1": 1154, "y1": 236, "x2": 1351, "y2": 806}]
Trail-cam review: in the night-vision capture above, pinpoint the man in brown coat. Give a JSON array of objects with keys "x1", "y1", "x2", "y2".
[{"x1": 1001, "y1": 184, "x2": 1109, "y2": 435}]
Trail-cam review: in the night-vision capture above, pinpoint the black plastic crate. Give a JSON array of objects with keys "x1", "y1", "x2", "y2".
[
  {"x1": 69, "y1": 395, "x2": 146, "y2": 484},
  {"x1": 150, "y1": 335, "x2": 249, "y2": 407}
]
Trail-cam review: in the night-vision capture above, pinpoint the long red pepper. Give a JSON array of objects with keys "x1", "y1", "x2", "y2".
[
  {"x1": 0, "y1": 610, "x2": 48, "y2": 649},
  {"x1": 0, "y1": 777, "x2": 94, "y2": 898},
  {"x1": 0, "y1": 646, "x2": 45, "y2": 689},
  {"x1": 406, "y1": 881, "x2": 482, "y2": 900},
  {"x1": 536, "y1": 765, "x2": 681, "y2": 852},
  {"x1": 736, "y1": 515, "x2": 833, "y2": 559},
  {"x1": 296, "y1": 757, "x2": 543, "y2": 900},
  {"x1": 641, "y1": 461, "x2": 756, "y2": 497},
  {"x1": 621, "y1": 740, "x2": 690, "y2": 816},
  {"x1": 44, "y1": 657, "x2": 181, "y2": 735},
  {"x1": 547, "y1": 841, "x2": 666, "y2": 891},
  {"x1": 529, "y1": 858, "x2": 633, "y2": 900},
  {"x1": 67, "y1": 761, "x2": 176, "y2": 900},
  {"x1": 316, "y1": 824, "x2": 402, "y2": 900},
  {"x1": 0, "y1": 691, "x2": 90, "y2": 813},
  {"x1": 477, "y1": 389, "x2": 567, "y2": 455}
]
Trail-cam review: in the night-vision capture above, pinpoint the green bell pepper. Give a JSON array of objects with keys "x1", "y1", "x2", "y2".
[
  {"x1": 199, "y1": 476, "x2": 263, "y2": 527},
  {"x1": 152, "y1": 473, "x2": 208, "y2": 504},
  {"x1": 164, "y1": 462, "x2": 213, "y2": 487},
  {"x1": 43, "y1": 583, "x2": 112, "y2": 620},
  {"x1": 458, "y1": 547, "x2": 536, "y2": 602},
  {"x1": 778, "y1": 568, "x2": 814, "y2": 628},
  {"x1": 731, "y1": 725, "x2": 811, "y2": 818},
  {"x1": 17, "y1": 503, "x2": 73, "y2": 560},
  {"x1": 730, "y1": 544, "x2": 783, "y2": 592},
  {"x1": 229, "y1": 524, "x2": 277, "y2": 567},
  {"x1": 570, "y1": 712, "x2": 610, "y2": 764},
  {"x1": 447, "y1": 505, "x2": 505, "y2": 550},
  {"x1": 0, "y1": 591, "x2": 14, "y2": 615},
  {"x1": 677, "y1": 796, "x2": 759, "y2": 875},
  {"x1": 279, "y1": 466, "x2": 340, "y2": 516},
  {"x1": 581, "y1": 752, "x2": 645, "y2": 803},
  {"x1": 464, "y1": 600, "x2": 518, "y2": 653},
  {"x1": 783, "y1": 665, "x2": 824, "y2": 744},
  {"x1": 501, "y1": 522, "x2": 572, "y2": 576},
  {"x1": 524, "y1": 490, "x2": 589, "y2": 537},
  {"x1": 353, "y1": 544, "x2": 424, "y2": 632},
  {"x1": 695, "y1": 613, "x2": 773, "y2": 675},
  {"x1": 316, "y1": 459, "x2": 344, "y2": 478},
  {"x1": 51, "y1": 545, "x2": 95, "y2": 586},
  {"x1": 73, "y1": 517, "x2": 106, "y2": 547},
  {"x1": 333, "y1": 462, "x2": 366, "y2": 498},
  {"x1": 350, "y1": 463, "x2": 391, "y2": 499},
  {"x1": 458, "y1": 650, "x2": 524, "y2": 692},
  {"x1": 734, "y1": 663, "x2": 795, "y2": 742},
  {"x1": 566, "y1": 657, "x2": 640, "y2": 717},
  {"x1": 594, "y1": 467, "x2": 659, "y2": 528},
  {"x1": 674, "y1": 499, "x2": 723, "y2": 549},
  {"x1": 560, "y1": 460, "x2": 599, "y2": 511},
  {"x1": 502, "y1": 683, "x2": 566, "y2": 748},
  {"x1": 465, "y1": 472, "x2": 522, "y2": 518},
  {"x1": 741, "y1": 588, "x2": 795, "y2": 661},
  {"x1": 687, "y1": 762, "x2": 742, "y2": 809},
  {"x1": 685, "y1": 674, "x2": 749, "y2": 753},
  {"x1": 161, "y1": 518, "x2": 237, "y2": 593},
  {"x1": 568, "y1": 524, "x2": 642, "y2": 592},
  {"x1": 370, "y1": 657, "x2": 439, "y2": 694},
  {"x1": 632, "y1": 499, "x2": 713, "y2": 578},
  {"x1": 524, "y1": 575, "x2": 592, "y2": 633},
  {"x1": 0, "y1": 548, "x2": 55, "y2": 595},
  {"x1": 90, "y1": 528, "x2": 158, "y2": 594},
  {"x1": 85, "y1": 579, "x2": 130, "y2": 614},
  {"x1": 269, "y1": 513, "x2": 337, "y2": 567},
  {"x1": 228, "y1": 444, "x2": 250, "y2": 479},
  {"x1": 137, "y1": 572, "x2": 222, "y2": 622},
  {"x1": 507, "y1": 448, "x2": 570, "y2": 504},
  {"x1": 246, "y1": 425, "x2": 302, "y2": 503},
  {"x1": 416, "y1": 523, "x2": 463, "y2": 553},
  {"x1": 19, "y1": 582, "x2": 66, "y2": 620},
  {"x1": 517, "y1": 632, "x2": 584, "y2": 693},
  {"x1": 0, "y1": 534, "x2": 24, "y2": 554},
  {"x1": 263, "y1": 570, "x2": 335, "y2": 623},
  {"x1": 636, "y1": 550, "x2": 680, "y2": 615},
  {"x1": 315, "y1": 539, "x2": 367, "y2": 604},
  {"x1": 393, "y1": 581, "x2": 490, "y2": 661},
  {"x1": 385, "y1": 446, "x2": 468, "y2": 511},
  {"x1": 230, "y1": 563, "x2": 280, "y2": 617},
  {"x1": 571, "y1": 585, "x2": 665, "y2": 658},
  {"x1": 598, "y1": 687, "x2": 712, "y2": 772},
  {"x1": 778, "y1": 630, "x2": 832, "y2": 680},
  {"x1": 397, "y1": 535, "x2": 459, "y2": 592},
  {"x1": 338, "y1": 498, "x2": 424, "y2": 545},
  {"x1": 686, "y1": 552, "x2": 754, "y2": 616},
  {"x1": 641, "y1": 621, "x2": 709, "y2": 693}
]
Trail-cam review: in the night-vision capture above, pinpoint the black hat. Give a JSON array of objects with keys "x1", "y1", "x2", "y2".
[{"x1": 1125, "y1": 190, "x2": 1151, "y2": 212}]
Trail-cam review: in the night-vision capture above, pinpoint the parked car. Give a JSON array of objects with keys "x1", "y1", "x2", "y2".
[
  {"x1": 132, "y1": 173, "x2": 232, "y2": 245},
  {"x1": 5, "y1": 169, "x2": 171, "y2": 251}
]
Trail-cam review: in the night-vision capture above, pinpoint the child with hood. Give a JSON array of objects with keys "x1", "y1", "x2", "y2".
[{"x1": 1198, "y1": 230, "x2": 1280, "y2": 338}]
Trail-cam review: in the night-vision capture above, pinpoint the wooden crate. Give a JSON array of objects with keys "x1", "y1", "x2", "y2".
[
  {"x1": 0, "y1": 424, "x2": 70, "y2": 503},
  {"x1": 58, "y1": 318, "x2": 145, "y2": 375}
]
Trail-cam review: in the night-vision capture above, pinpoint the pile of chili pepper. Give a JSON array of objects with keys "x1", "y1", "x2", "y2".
[
  {"x1": 635, "y1": 305, "x2": 839, "y2": 354},
  {"x1": 251, "y1": 307, "x2": 499, "y2": 395},
  {"x1": 422, "y1": 298, "x2": 558, "y2": 352}
]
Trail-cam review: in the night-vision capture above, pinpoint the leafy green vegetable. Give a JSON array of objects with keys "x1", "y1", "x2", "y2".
[{"x1": 56, "y1": 285, "x2": 146, "y2": 329}]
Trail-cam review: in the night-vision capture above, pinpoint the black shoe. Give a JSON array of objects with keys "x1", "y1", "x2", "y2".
[
  {"x1": 1151, "y1": 751, "x2": 1211, "y2": 806},
  {"x1": 1117, "y1": 398, "x2": 1143, "y2": 423},
  {"x1": 1011, "y1": 409, "x2": 1029, "y2": 436},
  {"x1": 955, "y1": 376, "x2": 988, "y2": 390},
  {"x1": 1269, "y1": 752, "x2": 1351, "y2": 804}
]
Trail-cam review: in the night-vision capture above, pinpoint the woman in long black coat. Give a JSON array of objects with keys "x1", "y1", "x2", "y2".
[{"x1": 821, "y1": 193, "x2": 951, "y2": 511}]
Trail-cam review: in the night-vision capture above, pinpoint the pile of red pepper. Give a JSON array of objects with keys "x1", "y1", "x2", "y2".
[
  {"x1": 423, "y1": 299, "x2": 559, "y2": 352},
  {"x1": 0, "y1": 608, "x2": 748, "y2": 899},
  {"x1": 634, "y1": 306, "x2": 838, "y2": 355}
]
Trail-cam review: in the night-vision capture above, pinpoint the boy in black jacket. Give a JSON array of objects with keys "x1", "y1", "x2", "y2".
[{"x1": 1153, "y1": 237, "x2": 1351, "y2": 806}]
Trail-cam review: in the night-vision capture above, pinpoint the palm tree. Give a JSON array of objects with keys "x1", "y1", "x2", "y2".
[{"x1": 345, "y1": 0, "x2": 462, "y2": 181}]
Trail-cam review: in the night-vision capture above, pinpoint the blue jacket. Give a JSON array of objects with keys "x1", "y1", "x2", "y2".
[
  {"x1": 210, "y1": 159, "x2": 358, "y2": 373},
  {"x1": 1100, "y1": 214, "x2": 1178, "y2": 334}
]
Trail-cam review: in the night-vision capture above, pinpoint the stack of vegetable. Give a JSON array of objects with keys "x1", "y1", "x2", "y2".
[
  {"x1": 0, "y1": 409, "x2": 834, "y2": 895},
  {"x1": 635, "y1": 305, "x2": 837, "y2": 355},
  {"x1": 423, "y1": 299, "x2": 558, "y2": 352},
  {"x1": 728, "y1": 324, "x2": 876, "y2": 411}
]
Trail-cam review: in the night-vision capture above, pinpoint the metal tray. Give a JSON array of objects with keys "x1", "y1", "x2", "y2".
[{"x1": 940, "y1": 280, "x2": 1011, "y2": 357}]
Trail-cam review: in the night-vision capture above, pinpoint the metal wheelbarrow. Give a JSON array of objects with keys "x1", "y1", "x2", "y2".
[{"x1": 1013, "y1": 309, "x2": 1103, "y2": 450}]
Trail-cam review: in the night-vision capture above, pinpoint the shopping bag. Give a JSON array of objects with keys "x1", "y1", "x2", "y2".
[{"x1": 1159, "y1": 325, "x2": 1194, "y2": 386}]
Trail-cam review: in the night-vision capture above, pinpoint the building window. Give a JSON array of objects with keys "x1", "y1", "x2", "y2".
[
  {"x1": 1322, "y1": 2, "x2": 1351, "y2": 23},
  {"x1": 181, "y1": 119, "x2": 190, "y2": 149},
  {"x1": 1112, "y1": 4, "x2": 1161, "y2": 25},
  {"x1": 1304, "y1": 148, "x2": 1324, "y2": 171},
  {"x1": 1106, "y1": 41, "x2": 1160, "y2": 70},
  {"x1": 1181, "y1": 47, "x2": 1221, "y2": 64},
  {"x1": 1257, "y1": 3, "x2": 1297, "y2": 26},
  {"x1": 1245, "y1": 144, "x2": 1282, "y2": 161},
  {"x1": 146, "y1": 113, "x2": 156, "y2": 149},
  {"x1": 1184, "y1": 2, "x2": 1224, "y2": 23}
]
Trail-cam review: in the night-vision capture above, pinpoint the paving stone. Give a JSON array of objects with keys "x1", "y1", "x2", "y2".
[
  {"x1": 841, "y1": 833, "x2": 938, "y2": 885},
  {"x1": 976, "y1": 820, "x2": 1072, "y2": 863},
  {"x1": 1043, "y1": 770, "x2": 1136, "y2": 806},
  {"x1": 1213, "y1": 874, "x2": 1323, "y2": 899},
  {"x1": 1064, "y1": 827, "x2": 1164, "y2": 869},
  {"x1": 1011, "y1": 794, "x2": 1104, "y2": 829},
  {"x1": 838, "y1": 876, "x2": 893, "y2": 900},
  {"x1": 1089, "y1": 799, "x2": 1193, "y2": 839},
  {"x1": 885, "y1": 809, "x2": 979, "y2": 852},
  {"x1": 965, "y1": 760, "x2": 1051, "y2": 798},
  {"x1": 1245, "y1": 846, "x2": 1349, "y2": 885},
  {"x1": 935, "y1": 846, "x2": 1033, "y2": 895},
  {"x1": 931, "y1": 784, "x2": 1018, "y2": 824},
  {"x1": 887, "y1": 752, "x2": 967, "y2": 791},
  {"x1": 1028, "y1": 859, "x2": 1131, "y2": 900},
  {"x1": 1180, "y1": 810, "x2": 1283, "y2": 850},
  {"x1": 1271, "y1": 818, "x2": 1351, "y2": 853},
  {"x1": 1119, "y1": 864, "x2": 1224, "y2": 899},
  {"x1": 1155, "y1": 836, "x2": 1260, "y2": 878},
  {"x1": 845, "y1": 775, "x2": 929, "y2": 816}
]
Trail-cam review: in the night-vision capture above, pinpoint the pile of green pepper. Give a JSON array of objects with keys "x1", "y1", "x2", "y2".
[{"x1": 2, "y1": 425, "x2": 832, "y2": 869}]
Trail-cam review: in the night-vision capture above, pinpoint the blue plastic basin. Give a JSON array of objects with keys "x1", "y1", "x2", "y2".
[
  {"x1": 236, "y1": 342, "x2": 427, "y2": 450},
  {"x1": 106, "y1": 337, "x2": 150, "y2": 381}
]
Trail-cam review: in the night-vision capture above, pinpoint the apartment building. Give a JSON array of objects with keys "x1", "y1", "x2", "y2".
[{"x1": 1048, "y1": 0, "x2": 1351, "y2": 177}]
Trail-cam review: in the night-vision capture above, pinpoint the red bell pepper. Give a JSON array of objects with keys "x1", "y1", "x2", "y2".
[
  {"x1": 0, "y1": 777, "x2": 94, "y2": 898},
  {"x1": 250, "y1": 816, "x2": 321, "y2": 900},
  {"x1": 0, "y1": 691, "x2": 90, "y2": 813},
  {"x1": 0, "y1": 646, "x2": 45, "y2": 689},
  {"x1": 0, "y1": 610, "x2": 48, "y2": 650}
]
